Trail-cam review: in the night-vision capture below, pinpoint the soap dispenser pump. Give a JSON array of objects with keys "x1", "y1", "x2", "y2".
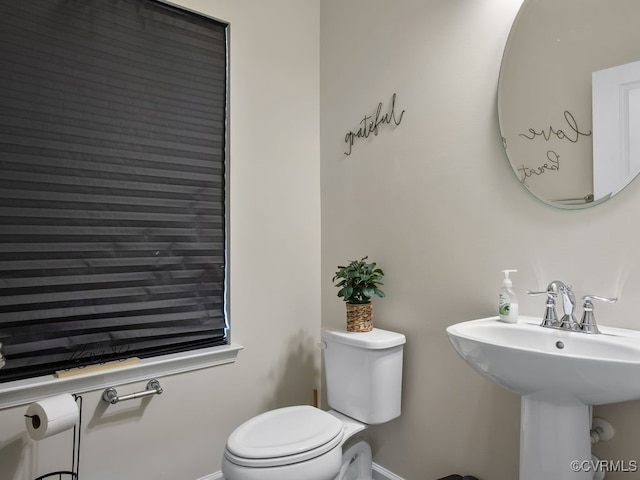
[{"x1": 498, "y1": 269, "x2": 518, "y2": 323}]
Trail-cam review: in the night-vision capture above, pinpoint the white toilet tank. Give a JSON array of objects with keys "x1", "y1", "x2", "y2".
[{"x1": 321, "y1": 328, "x2": 406, "y2": 425}]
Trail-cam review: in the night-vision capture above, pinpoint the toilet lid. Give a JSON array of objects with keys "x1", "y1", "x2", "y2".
[{"x1": 226, "y1": 405, "x2": 343, "y2": 463}]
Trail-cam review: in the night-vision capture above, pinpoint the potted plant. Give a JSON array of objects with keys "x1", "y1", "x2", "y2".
[{"x1": 332, "y1": 256, "x2": 385, "y2": 332}]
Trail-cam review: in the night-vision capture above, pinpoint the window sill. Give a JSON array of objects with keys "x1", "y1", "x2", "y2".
[{"x1": 0, "y1": 343, "x2": 243, "y2": 410}]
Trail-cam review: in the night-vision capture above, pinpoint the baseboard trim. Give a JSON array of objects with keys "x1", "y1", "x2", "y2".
[
  {"x1": 203, "y1": 463, "x2": 404, "y2": 480},
  {"x1": 196, "y1": 473, "x2": 223, "y2": 480},
  {"x1": 373, "y1": 462, "x2": 406, "y2": 480}
]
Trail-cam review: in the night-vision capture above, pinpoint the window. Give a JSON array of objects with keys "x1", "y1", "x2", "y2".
[{"x1": 0, "y1": 0, "x2": 228, "y2": 383}]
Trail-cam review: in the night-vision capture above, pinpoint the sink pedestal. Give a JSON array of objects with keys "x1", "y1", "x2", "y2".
[{"x1": 521, "y1": 394, "x2": 592, "y2": 480}]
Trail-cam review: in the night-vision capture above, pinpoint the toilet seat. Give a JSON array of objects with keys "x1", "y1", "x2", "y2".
[{"x1": 224, "y1": 405, "x2": 344, "y2": 468}]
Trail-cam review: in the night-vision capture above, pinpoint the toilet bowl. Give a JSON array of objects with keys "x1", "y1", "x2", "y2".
[
  {"x1": 222, "y1": 328, "x2": 406, "y2": 480},
  {"x1": 222, "y1": 406, "x2": 352, "y2": 480}
]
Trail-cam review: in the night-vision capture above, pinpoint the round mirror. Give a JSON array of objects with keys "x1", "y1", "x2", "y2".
[{"x1": 498, "y1": 0, "x2": 640, "y2": 208}]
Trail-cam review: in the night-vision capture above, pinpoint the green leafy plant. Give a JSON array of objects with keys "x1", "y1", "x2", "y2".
[{"x1": 333, "y1": 256, "x2": 385, "y2": 304}]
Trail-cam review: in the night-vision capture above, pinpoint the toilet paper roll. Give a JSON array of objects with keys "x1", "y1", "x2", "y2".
[{"x1": 25, "y1": 394, "x2": 79, "y2": 441}]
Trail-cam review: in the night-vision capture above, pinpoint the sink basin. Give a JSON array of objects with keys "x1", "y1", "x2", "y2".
[
  {"x1": 447, "y1": 316, "x2": 640, "y2": 480},
  {"x1": 447, "y1": 316, "x2": 640, "y2": 405}
]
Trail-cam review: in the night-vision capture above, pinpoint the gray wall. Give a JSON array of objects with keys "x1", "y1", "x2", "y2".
[
  {"x1": 3, "y1": 1, "x2": 640, "y2": 479},
  {"x1": 320, "y1": 1, "x2": 640, "y2": 479}
]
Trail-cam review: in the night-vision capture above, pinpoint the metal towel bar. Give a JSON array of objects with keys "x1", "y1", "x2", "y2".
[{"x1": 102, "y1": 379, "x2": 163, "y2": 404}]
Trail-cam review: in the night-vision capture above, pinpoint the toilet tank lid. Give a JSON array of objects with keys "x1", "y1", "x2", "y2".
[{"x1": 322, "y1": 328, "x2": 406, "y2": 349}]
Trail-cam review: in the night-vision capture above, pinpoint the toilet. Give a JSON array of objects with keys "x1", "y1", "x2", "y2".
[{"x1": 221, "y1": 327, "x2": 406, "y2": 480}]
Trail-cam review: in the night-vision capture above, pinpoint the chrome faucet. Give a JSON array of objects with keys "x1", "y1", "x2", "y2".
[
  {"x1": 527, "y1": 281, "x2": 617, "y2": 334},
  {"x1": 557, "y1": 283, "x2": 579, "y2": 330},
  {"x1": 579, "y1": 295, "x2": 618, "y2": 334},
  {"x1": 527, "y1": 280, "x2": 575, "y2": 329}
]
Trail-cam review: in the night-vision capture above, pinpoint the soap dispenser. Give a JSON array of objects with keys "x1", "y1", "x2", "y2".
[{"x1": 498, "y1": 269, "x2": 518, "y2": 323}]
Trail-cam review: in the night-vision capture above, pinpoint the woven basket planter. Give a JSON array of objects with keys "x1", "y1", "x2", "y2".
[{"x1": 346, "y1": 303, "x2": 373, "y2": 332}]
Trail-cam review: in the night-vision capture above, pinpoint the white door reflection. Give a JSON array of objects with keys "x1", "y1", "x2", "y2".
[{"x1": 592, "y1": 60, "x2": 640, "y2": 202}]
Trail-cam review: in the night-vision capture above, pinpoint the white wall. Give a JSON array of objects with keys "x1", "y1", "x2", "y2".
[
  {"x1": 320, "y1": 1, "x2": 640, "y2": 479},
  {"x1": 0, "y1": 1, "x2": 321, "y2": 479}
]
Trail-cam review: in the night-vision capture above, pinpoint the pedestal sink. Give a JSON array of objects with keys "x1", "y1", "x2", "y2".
[{"x1": 446, "y1": 316, "x2": 640, "y2": 480}]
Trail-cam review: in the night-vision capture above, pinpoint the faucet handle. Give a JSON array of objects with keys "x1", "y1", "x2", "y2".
[
  {"x1": 527, "y1": 290, "x2": 555, "y2": 296},
  {"x1": 579, "y1": 295, "x2": 618, "y2": 334},
  {"x1": 527, "y1": 290, "x2": 559, "y2": 327},
  {"x1": 583, "y1": 295, "x2": 618, "y2": 304}
]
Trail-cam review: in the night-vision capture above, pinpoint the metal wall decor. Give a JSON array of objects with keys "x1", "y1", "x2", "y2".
[{"x1": 344, "y1": 93, "x2": 405, "y2": 155}]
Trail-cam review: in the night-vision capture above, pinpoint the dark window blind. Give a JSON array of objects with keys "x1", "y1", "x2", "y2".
[{"x1": 0, "y1": 0, "x2": 228, "y2": 382}]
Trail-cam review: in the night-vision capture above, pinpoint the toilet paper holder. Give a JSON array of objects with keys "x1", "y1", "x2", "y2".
[{"x1": 102, "y1": 379, "x2": 163, "y2": 404}]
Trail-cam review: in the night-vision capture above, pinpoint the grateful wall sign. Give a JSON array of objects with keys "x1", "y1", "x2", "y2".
[{"x1": 344, "y1": 93, "x2": 405, "y2": 156}]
